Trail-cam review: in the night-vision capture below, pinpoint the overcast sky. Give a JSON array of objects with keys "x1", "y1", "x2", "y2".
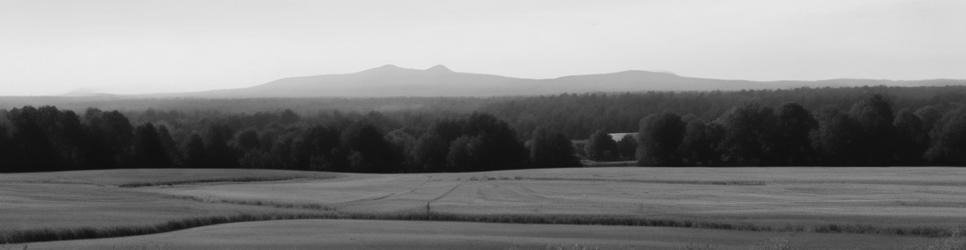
[{"x1": 1, "y1": 0, "x2": 964, "y2": 95}]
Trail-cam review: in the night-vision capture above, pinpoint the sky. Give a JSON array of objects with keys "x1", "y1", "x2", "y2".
[{"x1": 1, "y1": 0, "x2": 964, "y2": 95}]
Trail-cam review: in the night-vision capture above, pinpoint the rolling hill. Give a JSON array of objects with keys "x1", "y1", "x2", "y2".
[{"x1": 162, "y1": 65, "x2": 966, "y2": 98}]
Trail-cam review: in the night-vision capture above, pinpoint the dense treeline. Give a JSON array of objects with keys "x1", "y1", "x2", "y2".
[
  {"x1": 0, "y1": 107, "x2": 577, "y2": 172},
  {"x1": 575, "y1": 94, "x2": 966, "y2": 166},
  {"x1": 481, "y1": 86, "x2": 966, "y2": 138},
  {"x1": 2, "y1": 87, "x2": 966, "y2": 172}
]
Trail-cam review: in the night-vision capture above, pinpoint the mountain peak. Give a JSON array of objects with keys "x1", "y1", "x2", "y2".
[
  {"x1": 360, "y1": 64, "x2": 407, "y2": 73},
  {"x1": 426, "y1": 65, "x2": 452, "y2": 73}
]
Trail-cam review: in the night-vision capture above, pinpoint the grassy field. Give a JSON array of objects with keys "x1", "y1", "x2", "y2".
[
  {"x1": 3, "y1": 167, "x2": 966, "y2": 249},
  {"x1": 17, "y1": 219, "x2": 936, "y2": 250}
]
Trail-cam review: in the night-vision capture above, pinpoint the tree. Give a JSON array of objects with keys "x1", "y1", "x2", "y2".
[
  {"x1": 638, "y1": 113, "x2": 686, "y2": 166},
  {"x1": 340, "y1": 121, "x2": 400, "y2": 173},
  {"x1": 915, "y1": 105, "x2": 944, "y2": 134},
  {"x1": 84, "y1": 109, "x2": 135, "y2": 169},
  {"x1": 717, "y1": 103, "x2": 778, "y2": 165},
  {"x1": 204, "y1": 124, "x2": 238, "y2": 168},
  {"x1": 183, "y1": 134, "x2": 206, "y2": 168},
  {"x1": 413, "y1": 132, "x2": 449, "y2": 172},
  {"x1": 678, "y1": 119, "x2": 723, "y2": 165},
  {"x1": 385, "y1": 129, "x2": 417, "y2": 171},
  {"x1": 893, "y1": 109, "x2": 927, "y2": 165},
  {"x1": 774, "y1": 103, "x2": 817, "y2": 165},
  {"x1": 7, "y1": 106, "x2": 60, "y2": 172},
  {"x1": 235, "y1": 129, "x2": 261, "y2": 150},
  {"x1": 584, "y1": 130, "x2": 618, "y2": 161},
  {"x1": 458, "y1": 113, "x2": 528, "y2": 171},
  {"x1": 157, "y1": 125, "x2": 181, "y2": 166},
  {"x1": 812, "y1": 108, "x2": 863, "y2": 165},
  {"x1": 926, "y1": 107, "x2": 966, "y2": 164},
  {"x1": 133, "y1": 123, "x2": 170, "y2": 168},
  {"x1": 294, "y1": 126, "x2": 343, "y2": 171},
  {"x1": 446, "y1": 135, "x2": 478, "y2": 172},
  {"x1": 617, "y1": 134, "x2": 637, "y2": 161},
  {"x1": 849, "y1": 94, "x2": 895, "y2": 165},
  {"x1": 529, "y1": 127, "x2": 581, "y2": 168},
  {"x1": 0, "y1": 125, "x2": 11, "y2": 171}
]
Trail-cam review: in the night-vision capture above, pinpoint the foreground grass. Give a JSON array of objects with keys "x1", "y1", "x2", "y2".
[{"x1": 1, "y1": 209, "x2": 960, "y2": 244}]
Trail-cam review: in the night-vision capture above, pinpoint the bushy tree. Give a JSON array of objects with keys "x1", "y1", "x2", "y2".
[
  {"x1": 717, "y1": 103, "x2": 778, "y2": 165},
  {"x1": 774, "y1": 103, "x2": 817, "y2": 165},
  {"x1": 157, "y1": 125, "x2": 181, "y2": 166},
  {"x1": 893, "y1": 109, "x2": 928, "y2": 164},
  {"x1": 0, "y1": 125, "x2": 9, "y2": 171},
  {"x1": 849, "y1": 94, "x2": 895, "y2": 165},
  {"x1": 584, "y1": 130, "x2": 618, "y2": 161},
  {"x1": 457, "y1": 113, "x2": 528, "y2": 170},
  {"x1": 637, "y1": 113, "x2": 686, "y2": 166},
  {"x1": 385, "y1": 129, "x2": 417, "y2": 171},
  {"x1": 413, "y1": 132, "x2": 449, "y2": 172},
  {"x1": 204, "y1": 124, "x2": 238, "y2": 168},
  {"x1": 7, "y1": 106, "x2": 60, "y2": 171},
  {"x1": 183, "y1": 134, "x2": 206, "y2": 168},
  {"x1": 915, "y1": 105, "x2": 944, "y2": 134},
  {"x1": 678, "y1": 119, "x2": 723, "y2": 165},
  {"x1": 926, "y1": 107, "x2": 966, "y2": 164},
  {"x1": 133, "y1": 123, "x2": 170, "y2": 168},
  {"x1": 529, "y1": 127, "x2": 580, "y2": 168},
  {"x1": 812, "y1": 108, "x2": 863, "y2": 165},
  {"x1": 235, "y1": 129, "x2": 261, "y2": 150},
  {"x1": 340, "y1": 121, "x2": 400, "y2": 173},
  {"x1": 617, "y1": 134, "x2": 637, "y2": 161},
  {"x1": 84, "y1": 109, "x2": 135, "y2": 169},
  {"x1": 446, "y1": 135, "x2": 477, "y2": 172}
]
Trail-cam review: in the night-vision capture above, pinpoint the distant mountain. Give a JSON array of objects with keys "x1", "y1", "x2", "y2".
[{"x1": 164, "y1": 65, "x2": 966, "y2": 98}]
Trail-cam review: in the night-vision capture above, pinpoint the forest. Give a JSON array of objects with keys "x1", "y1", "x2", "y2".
[{"x1": 1, "y1": 86, "x2": 965, "y2": 173}]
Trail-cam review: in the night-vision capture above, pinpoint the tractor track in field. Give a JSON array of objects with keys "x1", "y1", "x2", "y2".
[{"x1": 426, "y1": 179, "x2": 465, "y2": 215}]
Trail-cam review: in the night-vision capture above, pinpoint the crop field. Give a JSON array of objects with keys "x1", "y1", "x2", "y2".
[{"x1": 3, "y1": 167, "x2": 966, "y2": 249}]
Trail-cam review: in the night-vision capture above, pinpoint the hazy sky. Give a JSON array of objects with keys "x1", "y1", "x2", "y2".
[{"x1": 1, "y1": 0, "x2": 964, "y2": 95}]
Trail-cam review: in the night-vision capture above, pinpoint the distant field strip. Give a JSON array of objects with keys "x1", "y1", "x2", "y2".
[
  {"x1": 514, "y1": 176, "x2": 767, "y2": 185},
  {"x1": 118, "y1": 176, "x2": 329, "y2": 188}
]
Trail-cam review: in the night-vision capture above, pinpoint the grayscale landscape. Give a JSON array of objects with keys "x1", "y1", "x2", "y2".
[{"x1": 2, "y1": 0, "x2": 966, "y2": 249}]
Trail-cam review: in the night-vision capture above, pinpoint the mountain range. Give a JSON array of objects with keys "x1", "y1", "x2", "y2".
[{"x1": 141, "y1": 65, "x2": 966, "y2": 98}]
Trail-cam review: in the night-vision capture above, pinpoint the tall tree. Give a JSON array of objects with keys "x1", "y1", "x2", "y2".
[
  {"x1": 133, "y1": 123, "x2": 170, "y2": 168},
  {"x1": 296, "y1": 125, "x2": 342, "y2": 171},
  {"x1": 717, "y1": 103, "x2": 778, "y2": 165},
  {"x1": 849, "y1": 94, "x2": 895, "y2": 165},
  {"x1": 529, "y1": 127, "x2": 581, "y2": 168},
  {"x1": 617, "y1": 134, "x2": 638, "y2": 161},
  {"x1": 812, "y1": 108, "x2": 863, "y2": 165},
  {"x1": 638, "y1": 113, "x2": 686, "y2": 166},
  {"x1": 204, "y1": 124, "x2": 238, "y2": 168},
  {"x1": 926, "y1": 107, "x2": 966, "y2": 164},
  {"x1": 774, "y1": 103, "x2": 818, "y2": 165},
  {"x1": 182, "y1": 134, "x2": 206, "y2": 168},
  {"x1": 446, "y1": 135, "x2": 478, "y2": 172},
  {"x1": 0, "y1": 125, "x2": 11, "y2": 172},
  {"x1": 340, "y1": 121, "x2": 399, "y2": 173},
  {"x1": 156, "y1": 125, "x2": 182, "y2": 166},
  {"x1": 678, "y1": 119, "x2": 723, "y2": 165},
  {"x1": 7, "y1": 107, "x2": 60, "y2": 172},
  {"x1": 458, "y1": 113, "x2": 528, "y2": 171},
  {"x1": 584, "y1": 130, "x2": 618, "y2": 161},
  {"x1": 84, "y1": 109, "x2": 135, "y2": 169},
  {"x1": 893, "y1": 109, "x2": 927, "y2": 165},
  {"x1": 413, "y1": 132, "x2": 449, "y2": 172}
]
